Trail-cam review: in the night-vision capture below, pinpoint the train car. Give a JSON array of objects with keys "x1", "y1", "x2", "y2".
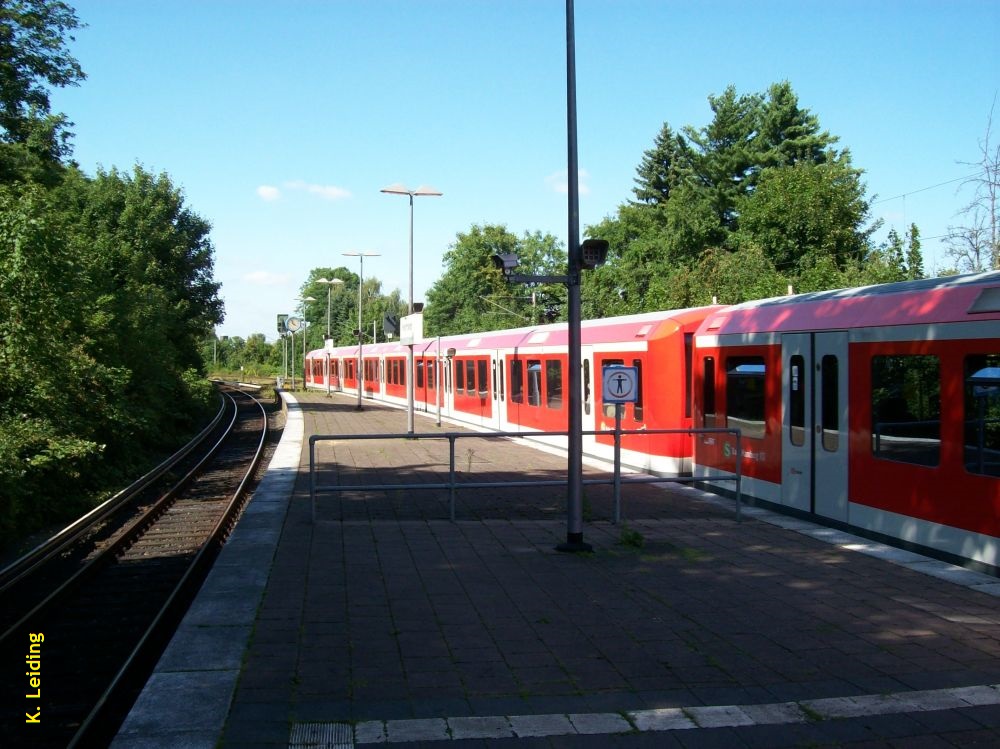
[
  {"x1": 691, "y1": 271, "x2": 1000, "y2": 571},
  {"x1": 305, "y1": 306, "x2": 718, "y2": 473}
]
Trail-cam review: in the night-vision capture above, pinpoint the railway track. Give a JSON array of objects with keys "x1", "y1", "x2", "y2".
[{"x1": 0, "y1": 386, "x2": 269, "y2": 748}]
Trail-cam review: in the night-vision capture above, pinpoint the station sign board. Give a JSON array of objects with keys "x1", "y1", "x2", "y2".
[{"x1": 400, "y1": 312, "x2": 423, "y2": 345}]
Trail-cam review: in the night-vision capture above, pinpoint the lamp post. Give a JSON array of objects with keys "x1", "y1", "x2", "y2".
[
  {"x1": 317, "y1": 277, "x2": 344, "y2": 396},
  {"x1": 301, "y1": 296, "x2": 316, "y2": 388},
  {"x1": 343, "y1": 251, "x2": 380, "y2": 410},
  {"x1": 559, "y1": 0, "x2": 590, "y2": 552},
  {"x1": 315, "y1": 277, "x2": 344, "y2": 340},
  {"x1": 381, "y1": 183, "x2": 443, "y2": 434}
]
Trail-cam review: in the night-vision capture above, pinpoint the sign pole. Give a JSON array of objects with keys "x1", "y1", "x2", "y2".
[{"x1": 614, "y1": 402, "x2": 622, "y2": 524}]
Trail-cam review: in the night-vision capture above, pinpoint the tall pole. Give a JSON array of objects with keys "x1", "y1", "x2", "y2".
[
  {"x1": 558, "y1": 0, "x2": 591, "y2": 552},
  {"x1": 381, "y1": 184, "x2": 442, "y2": 435},
  {"x1": 344, "y1": 252, "x2": 379, "y2": 410},
  {"x1": 407, "y1": 193, "x2": 415, "y2": 433},
  {"x1": 317, "y1": 277, "x2": 343, "y2": 340},
  {"x1": 357, "y1": 256, "x2": 364, "y2": 410}
]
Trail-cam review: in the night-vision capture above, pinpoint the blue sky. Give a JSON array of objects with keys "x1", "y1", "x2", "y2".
[{"x1": 51, "y1": 0, "x2": 998, "y2": 341}]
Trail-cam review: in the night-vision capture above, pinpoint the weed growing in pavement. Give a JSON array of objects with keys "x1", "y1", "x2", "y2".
[
  {"x1": 800, "y1": 703, "x2": 824, "y2": 722},
  {"x1": 618, "y1": 524, "x2": 645, "y2": 549}
]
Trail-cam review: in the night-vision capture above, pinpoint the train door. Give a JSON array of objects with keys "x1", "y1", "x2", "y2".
[
  {"x1": 781, "y1": 332, "x2": 848, "y2": 521},
  {"x1": 491, "y1": 352, "x2": 505, "y2": 430},
  {"x1": 581, "y1": 348, "x2": 596, "y2": 438}
]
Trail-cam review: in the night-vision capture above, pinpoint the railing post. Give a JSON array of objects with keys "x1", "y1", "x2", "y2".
[
  {"x1": 734, "y1": 429, "x2": 742, "y2": 522},
  {"x1": 309, "y1": 437, "x2": 316, "y2": 525},
  {"x1": 449, "y1": 434, "x2": 457, "y2": 521},
  {"x1": 613, "y1": 404, "x2": 622, "y2": 524}
]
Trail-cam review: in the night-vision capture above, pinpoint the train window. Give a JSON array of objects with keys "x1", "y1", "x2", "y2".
[
  {"x1": 684, "y1": 334, "x2": 693, "y2": 418},
  {"x1": 478, "y1": 360, "x2": 488, "y2": 397},
  {"x1": 427, "y1": 360, "x2": 435, "y2": 390},
  {"x1": 703, "y1": 357, "x2": 716, "y2": 428},
  {"x1": 965, "y1": 354, "x2": 1000, "y2": 477},
  {"x1": 455, "y1": 359, "x2": 465, "y2": 394},
  {"x1": 467, "y1": 360, "x2": 476, "y2": 396},
  {"x1": 445, "y1": 359, "x2": 451, "y2": 393},
  {"x1": 789, "y1": 355, "x2": 805, "y2": 446},
  {"x1": 546, "y1": 360, "x2": 563, "y2": 409},
  {"x1": 726, "y1": 357, "x2": 766, "y2": 439},
  {"x1": 583, "y1": 359, "x2": 591, "y2": 416},
  {"x1": 511, "y1": 359, "x2": 523, "y2": 403},
  {"x1": 632, "y1": 359, "x2": 644, "y2": 422},
  {"x1": 416, "y1": 360, "x2": 424, "y2": 388},
  {"x1": 871, "y1": 355, "x2": 940, "y2": 467},
  {"x1": 821, "y1": 355, "x2": 840, "y2": 452},
  {"x1": 492, "y1": 361, "x2": 497, "y2": 400},
  {"x1": 499, "y1": 360, "x2": 505, "y2": 402},
  {"x1": 527, "y1": 360, "x2": 542, "y2": 406}
]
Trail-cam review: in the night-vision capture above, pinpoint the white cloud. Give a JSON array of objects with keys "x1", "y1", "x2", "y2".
[
  {"x1": 256, "y1": 184, "x2": 282, "y2": 201},
  {"x1": 284, "y1": 179, "x2": 352, "y2": 201},
  {"x1": 243, "y1": 270, "x2": 290, "y2": 286},
  {"x1": 545, "y1": 169, "x2": 591, "y2": 196}
]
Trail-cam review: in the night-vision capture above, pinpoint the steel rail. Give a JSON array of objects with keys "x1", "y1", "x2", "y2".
[
  {"x1": 67, "y1": 389, "x2": 269, "y2": 748},
  {"x1": 0, "y1": 392, "x2": 229, "y2": 595},
  {"x1": 0, "y1": 391, "x2": 240, "y2": 645}
]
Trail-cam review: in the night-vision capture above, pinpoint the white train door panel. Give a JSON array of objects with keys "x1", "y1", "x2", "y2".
[
  {"x1": 782, "y1": 334, "x2": 813, "y2": 513},
  {"x1": 781, "y1": 332, "x2": 849, "y2": 521},
  {"x1": 582, "y1": 347, "x2": 596, "y2": 439}
]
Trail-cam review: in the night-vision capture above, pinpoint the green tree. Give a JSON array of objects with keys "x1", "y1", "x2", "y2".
[
  {"x1": 0, "y1": 0, "x2": 84, "y2": 183},
  {"x1": 57, "y1": 165, "x2": 223, "y2": 452},
  {"x1": 632, "y1": 122, "x2": 691, "y2": 204},
  {"x1": 599, "y1": 81, "x2": 865, "y2": 317},
  {"x1": 0, "y1": 183, "x2": 122, "y2": 538},
  {"x1": 300, "y1": 267, "x2": 357, "y2": 346},
  {"x1": 683, "y1": 85, "x2": 762, "y2": 233},
  {"x1": 690, "y1": 244, "x2": 788, "y2": 304},
  {"x1": 756, "y1": 81, "x2": 839, "y2": 171},
  {"x1": 733, "y1": 160, "x2": 876, "y2": 276},
  {"x1": 424, "y1": 224, "x2": 565, "y2": 335}
]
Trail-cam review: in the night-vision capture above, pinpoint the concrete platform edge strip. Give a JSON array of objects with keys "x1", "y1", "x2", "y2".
[{"x1": 289, "y1": 683, "x2": 1000, "y2": 746}]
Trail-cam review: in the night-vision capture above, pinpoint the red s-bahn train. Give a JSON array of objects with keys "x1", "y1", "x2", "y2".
[{"x1": 305, "y1": 272, "x2": 1000, "y2": 571}]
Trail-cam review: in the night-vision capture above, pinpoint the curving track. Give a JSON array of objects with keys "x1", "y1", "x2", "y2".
[{"x1": 0, "y1": 387, "x2": 269, "y2": 748}]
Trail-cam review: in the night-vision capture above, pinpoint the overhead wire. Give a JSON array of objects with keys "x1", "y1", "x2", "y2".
[{"x1": 872, "y1": 173, "x2": 979, "y2": 205}]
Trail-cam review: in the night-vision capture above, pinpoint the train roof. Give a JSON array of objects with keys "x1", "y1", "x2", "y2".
[
  {"x1": 307, "y1": 306, "x2": 718, "y2": 359},
  {"x1": 697, "y1": 271, "x2": 1000, "y2": 336}
]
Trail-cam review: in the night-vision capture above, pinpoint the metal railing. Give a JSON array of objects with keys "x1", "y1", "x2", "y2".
[{"x1": 308, "y1": 427, "x2": 743, "y2": 524}]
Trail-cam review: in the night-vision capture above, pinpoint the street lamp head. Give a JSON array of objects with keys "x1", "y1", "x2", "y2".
[
  {"x1": 380, "y1": 182, "x2": 410, "y2": 196},
  {"x1": 380, "y1": 183, "x2": 443, "y2": 198},
  {"x1": 413, "y1": 185, "x2": 443, "y2": 197}
]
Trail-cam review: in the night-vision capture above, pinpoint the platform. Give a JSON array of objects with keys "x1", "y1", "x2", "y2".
[{"x1": 114, "y1": 391, "x2": 1000, "y2": 748}]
